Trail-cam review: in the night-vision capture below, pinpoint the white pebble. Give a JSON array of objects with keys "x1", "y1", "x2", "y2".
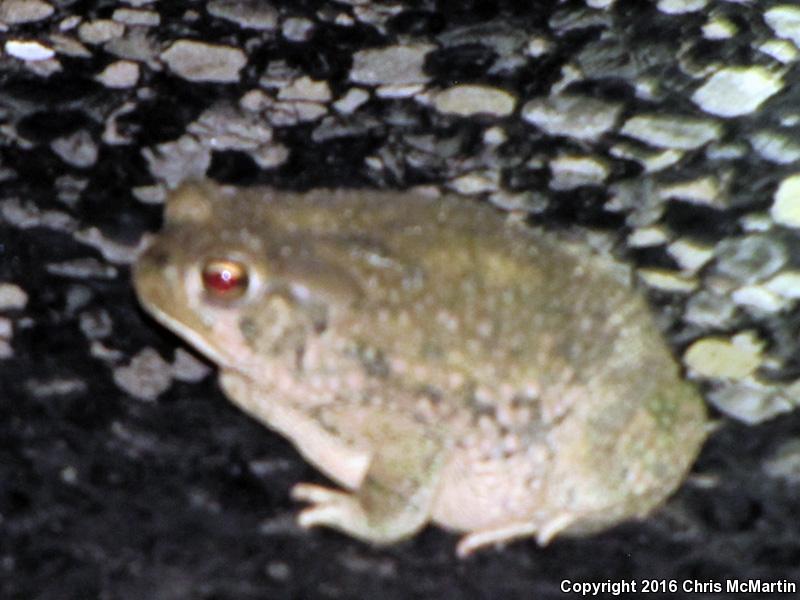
[
  {"x1": 5, "y1": 39, "x2": 54, "y2": 61},
  {"x1": 0, "y1": 0, "x2": 53, "y2": 24},
  {"x1": 0, "y1": 283, "x2": 28, "y2": 310},
  {"x1": 731, "y1": 285, "x2": 787, "y2": 313},
  {"x1": 96, "y1": 60, "x2": 140, "y2": 88},
  {"x1": 684, "y1": 332, "x2": 764, "y2": 380},
  {"x1": 771, "y1": 174, "x2": 800, "y2": 228},
  {"x1": 765, "y1": 271, "x2": 800, "y2": 299},
  {"x1": 161, "y1": 40, "x2": 246, "y2": 83},
  {"x1": 764, "y1": 5, "x2": 800, "y2": 48},
  {"x1": 692, "y1": 66, "x2": 783, "y2": 118},
  {"x1": 433, "y1": 85, "x2": 516, "y2": 117}
]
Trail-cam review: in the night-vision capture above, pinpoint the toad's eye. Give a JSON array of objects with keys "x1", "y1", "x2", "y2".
[{"x1": 201, "y1": 258, "x2": 249, "y2": 301}]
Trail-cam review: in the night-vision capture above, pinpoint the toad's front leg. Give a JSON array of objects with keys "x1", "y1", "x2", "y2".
[{"x1": 291, "y1": 412, "x2": 446, "y2": 546}]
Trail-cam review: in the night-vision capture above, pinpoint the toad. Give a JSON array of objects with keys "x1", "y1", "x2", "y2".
[{"x1": 133, "y1": 181, "x2": 707, "y2": 556}]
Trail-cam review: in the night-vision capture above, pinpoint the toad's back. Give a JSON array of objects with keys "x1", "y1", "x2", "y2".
[{"x1": 219, "y1": 186, "x2": 679, "y2": 398}]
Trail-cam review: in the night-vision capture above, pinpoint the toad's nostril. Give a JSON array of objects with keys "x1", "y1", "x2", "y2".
[{"x1": 146, "y1": 248, "x2": 170, "y2": 268}]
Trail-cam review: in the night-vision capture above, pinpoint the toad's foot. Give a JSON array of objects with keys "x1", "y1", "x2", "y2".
[
  {"x1": 291, "y1": 409, "x2": 445, "y2": 546},
  {"x1": 455, "y1": 512, "x2": 575, "y2": 557},
  {"x1": 292, "y1": 483, "x2": 368, "y2": 532},
  {"x1": 291, "y1": 482, "x2": 426, "y2": 545}
]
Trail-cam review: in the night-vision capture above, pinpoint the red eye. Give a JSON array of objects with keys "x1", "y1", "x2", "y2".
[{"x1": 202, "y1": 259, "x2": 249, "y2": 300}]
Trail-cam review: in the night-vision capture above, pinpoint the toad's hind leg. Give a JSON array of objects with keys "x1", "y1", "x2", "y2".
[
  {"x1": 455, "y1": 513, "x2": 576, "y2": 557},
  {"x1": 292, "y1": 412, "x2": 446, "y2": 546}
]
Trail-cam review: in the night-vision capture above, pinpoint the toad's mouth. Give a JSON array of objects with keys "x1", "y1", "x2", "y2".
[{"x1": 139, "y1": 298, "x2": 248, "y2": 375}]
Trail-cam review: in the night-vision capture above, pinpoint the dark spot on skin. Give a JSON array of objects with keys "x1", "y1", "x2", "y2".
[
  {"x1": 421, "y1": 341, "x2": 445, "y2": 361},
  {"x1": 239, "y1": 316, "x2": 260, "y2": 348},
  {"x1": 416, "y1": 385, "x2": 444, "y2": 406},
  {"x1": 354, "y1": 343, "x2": 390, "y2": 378},
  {"x1": 305, "y1": 303, "x2": 328, "y2": 335},
  {"x1": 465, "y1": 386, "x2": 495, "y2": 420}
]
